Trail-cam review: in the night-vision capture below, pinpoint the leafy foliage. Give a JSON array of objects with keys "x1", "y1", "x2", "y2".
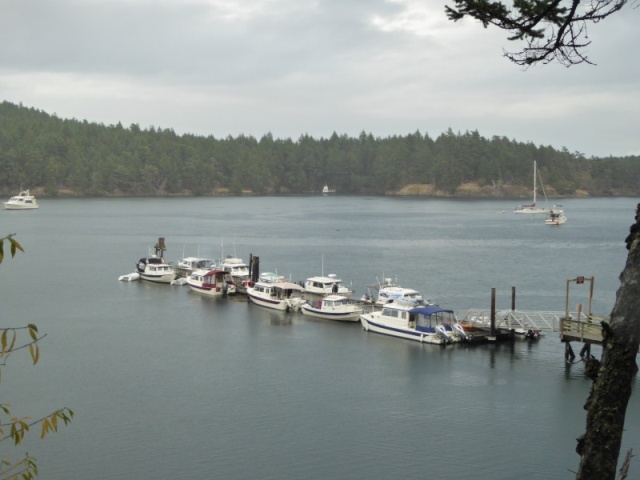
[
  {"x1": 0, "y1": 235, "x2": 73, "y2": 479},
  {"x1": 1, "y1": 101, "x2": 639, "y2": 198}
]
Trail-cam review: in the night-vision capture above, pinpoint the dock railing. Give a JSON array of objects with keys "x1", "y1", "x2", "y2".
[
  {"x1": 456, "y1": 309, "x2": 567, "y2": 332},
  {"x1": 455, "y1": 309, "x2": 610, "y2": 345},
  {"x1": 559, "y1": 314, "x2": 609, "y2": 344}
]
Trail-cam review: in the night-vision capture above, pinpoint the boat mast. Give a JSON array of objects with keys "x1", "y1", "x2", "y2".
[{"x1": 533, "y1": 160, "x2": 537, "y2": 206}]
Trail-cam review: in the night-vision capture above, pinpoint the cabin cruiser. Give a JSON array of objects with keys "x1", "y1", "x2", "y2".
[
  {"x1": 4, "y1": 189, "x2": 38, "y2": 210},
  {"x1": 247, "y1": 278, "x2": 306, "y2": 312},
  {"x1": 300, "y1": 295, "x2": 363, "y2": 322},
  {"x1": 220, "y1": 256, "x2": 251, "y2": 294},
  {"x1": 360, "y1": 301, "x2": 458, "y2": 344},
  {"x1": 303, "y1": 274, "x2": 353, "y2": 298},
  {"x1": 136, "y1": 256, "x2": 176, "y2": 284},
  {"x1": 175, "y1": 257, "x2": 215, "y2": 278},
  {"x1": 361, "y1": 278, "x2": 431, "y2": 307},
  {"x1": 186, "y1": 269, "x2": 235, "y2": 297},
  {"x1": 545, "y1": 208, "x2": 567, "y2": 225}
]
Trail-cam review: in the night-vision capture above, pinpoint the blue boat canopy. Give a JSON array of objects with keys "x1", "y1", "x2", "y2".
[{"x1": 409, "y1": 306, "x2": 454, "y2": 316}]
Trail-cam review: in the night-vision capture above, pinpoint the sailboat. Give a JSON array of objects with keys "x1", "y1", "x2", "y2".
[{"x1": 514, "y1": 161, "x2": 549, "y2": 214}]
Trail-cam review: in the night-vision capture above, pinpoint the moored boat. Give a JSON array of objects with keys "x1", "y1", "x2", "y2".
[
  {"x1": 514, "y1": 161, "x2": 549, "y2": 214},
  {"x1": 136, "y1": 255, "x2": 176, "y2": 284},
  {"x1": 247, "y1": 278, "x2": 306, "y2": 312},
  {"x1": 303, "y1": 274, "x2": 353, "y2": 298},
  {"x1": 186, "y1": 269, "x2": 235, "y2": 297},
  {"x1": 300, "y1": 295, "x2": 363, "y2": 322},
  {"x1": 175, "y1": 257, "x2": 215, "y2": 278},
  {"x1": 220, "y1": 256, "x2": 251, "y2": 294},
  {"x1": 545, "y1": 208, "x2": 567, "y2": 225},
  {"x1": 362, "y1": 277, "x2": 430, "y2": 306},
  {"x1": 360, "y1": 301, "x2": 454, "y2": 344},
  {"x1": 3, "y1": 189, "x2": 38, "y2": 210}
]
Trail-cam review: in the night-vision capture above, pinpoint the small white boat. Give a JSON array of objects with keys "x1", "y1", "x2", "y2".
[
  {"x1": 247, "y1": 279, "x2": 306, "y2": 312},
  {"x1": 118, "y1": 272, "x2": 140, "y2": 282},
  {"x1": 360, "y1": 302, "x2": 456, "y2": 344},
  {"x1": 303, "y1": 274, "x2": 353, "y2": 298},
  {"x1": 186, "y1": 269, "x2": 235, "y2": 297},
  {"x1": 220, "y1": 256, "x2": 251, "y2": 294},
  {"x1": 545, "y1": 208, "x2": 567, "y2": 225},
  {"x1": 3, "y1": 189, "x2": 38, "y2": 210},
  {"x1": 300, "y1": 295, "x2": 363, "y2": 322},
  {"x1": 136, "y1": 255, "x2": 176, "y2": 284},
  {"x1": 514, "y1": 161, "x2": 549, "y2": 214},
  {"x1": 322, "y1": 185, "x2": 336, "y2": 195}
]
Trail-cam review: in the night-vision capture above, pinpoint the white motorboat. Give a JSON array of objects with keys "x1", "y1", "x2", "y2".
[
  {"x1": 136, "y1": 255, "x2": 176, "y2": 284},
  {"x1": 514, "y1": 161, "x2": 549, "y2": 214},
  {"x1": 361, "y1": 278, "x2": 431, "y2": 307},
  {"x1": 220, "y1": 256, "x2": 251, "y2": 294},
  {"x1": 175, "y1": 257, "x2": 215, "y2": 278},
  {"x1": 303, "y1": 274, "x2": 353, "y2": 298},
  {"x1": 247, "y1": 279, "x2": 306, "y2": 312},
  {"x1": 360, "y1": 302, "x2": 457, "y2": 344},
  {"x1": 3, "y1": 189, "x2": 38, "y2": 210},
  {"x1": 300, "y1": 295, "x2": 363, "y2": 322},
  {"x1": 186, "y1": 269, "x2": 235, "y2": 297},
  {"x1": 322, "y1": 184, "x2": 335, "y2": 195},
  {"x1": 545, "y1": 208, "x2": 567, "y2": 225}
]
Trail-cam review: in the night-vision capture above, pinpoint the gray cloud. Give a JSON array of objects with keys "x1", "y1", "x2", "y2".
[{"x1": 1, "y1": 0, "x2": 639, "y2": 157}]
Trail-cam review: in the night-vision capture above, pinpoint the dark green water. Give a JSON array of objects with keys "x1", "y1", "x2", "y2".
[{"x1": 1, "y1": 196, "x2": 638, "y2": 479}]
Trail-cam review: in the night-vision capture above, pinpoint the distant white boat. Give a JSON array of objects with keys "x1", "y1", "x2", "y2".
[
  {"x1": 545, "y1": 208, "x2": 567, "y2": 225},
  {"x1": 514, "y1": 161, "x2": 549, "y2": 214},
  {"x1": 322, "y1": 185, "x2": 336, "y2": 195},
  {"x1": 4, "y1": 189, "x2": 38, "y2": 210}
]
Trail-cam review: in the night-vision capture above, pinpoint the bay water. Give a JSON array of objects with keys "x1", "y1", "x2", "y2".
[{"x1": 1, "y1": 196, "x2": 638, "y2": 479}]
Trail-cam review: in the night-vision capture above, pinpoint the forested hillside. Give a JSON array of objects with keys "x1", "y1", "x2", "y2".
[{"x1": 1, "y1": 101, "x2": 639, "y2": 197}]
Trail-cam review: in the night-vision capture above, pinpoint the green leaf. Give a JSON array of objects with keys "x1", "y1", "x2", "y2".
[{"x1": 9, "y1": 237, "x2": 24, "y2": 255}]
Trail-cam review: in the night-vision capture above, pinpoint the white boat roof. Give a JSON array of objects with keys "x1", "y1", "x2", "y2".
[
  {"x1": 379, "y1": 286, "x2": 420, "y2": 294},
  {"x1": 255, "y1": 280, "x2": 304, "y2": 291},
  {"x1": 306, "y1": 275, "x2": 343, "y2": 283},
  {"x1": 322, "y1": 295, "x2": 349, "y2": 301},
  {"x1": 221, "y1": 257, "x2": 246, "y2": 266}
]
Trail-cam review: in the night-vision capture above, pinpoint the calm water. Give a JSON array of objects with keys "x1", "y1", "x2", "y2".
[{"x1": 1, "y1": 196, "x2": 639, "y2": 479}]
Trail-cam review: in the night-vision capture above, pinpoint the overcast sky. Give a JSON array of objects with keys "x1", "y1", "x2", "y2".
[{"x1": 2, "y1": 0, "x2": 639, "y2": 157}]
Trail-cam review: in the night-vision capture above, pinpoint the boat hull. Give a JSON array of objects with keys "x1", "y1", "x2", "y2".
[
  {"x1": 300, "y1": 304, "x2": 361, "y2": 322},
  {"x1": 247, "y1": 291, "x2": 305, "y2": 311},
  {"x1": 360, "y1": 313, "x2": 447, "y2": 344},
  {"x1": 139, "y1": 272, "x2": 176, "y2": 284},
  {"x1": 187, "y1": 284, "x2": 229, "y2": 297},
  {"x1": 4, "y1": 203, "x2": 38, "y2": 210}
]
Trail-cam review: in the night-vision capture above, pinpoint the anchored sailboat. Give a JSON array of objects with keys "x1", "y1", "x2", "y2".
[{"x1": 514, "y1": 161, "x2": 549, "y2": 214}]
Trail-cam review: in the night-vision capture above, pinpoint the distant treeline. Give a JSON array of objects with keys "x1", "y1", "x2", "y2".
[{"x1": 1, "y1": 100, "x2": 639, "y2": 197}]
